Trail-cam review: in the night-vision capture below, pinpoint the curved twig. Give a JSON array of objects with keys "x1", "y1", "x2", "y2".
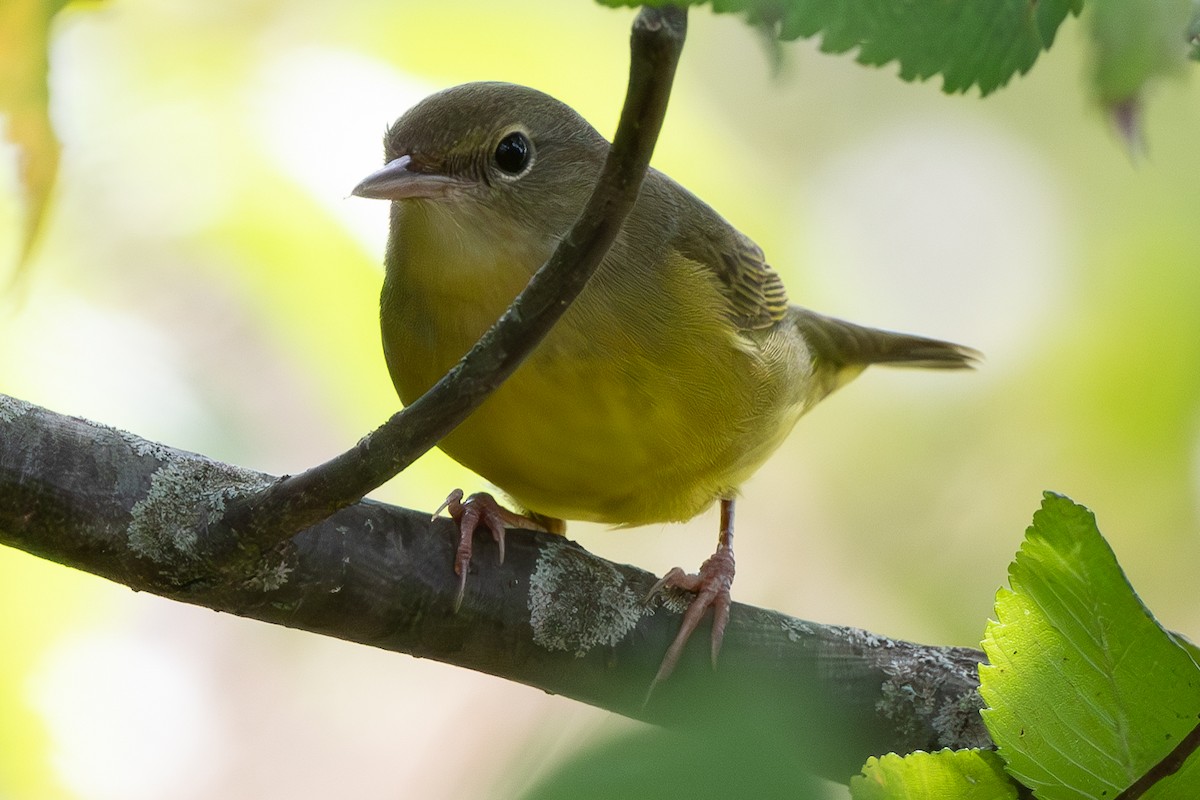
[{"x1": 224, "y1": 6, "x2": 689, "y2": 550}]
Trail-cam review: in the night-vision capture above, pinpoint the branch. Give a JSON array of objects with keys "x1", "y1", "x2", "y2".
[
  {"x1": 224, "y1": 5, "x2": 688, "y2": 550},
  {"x1": 0, "y1": 394, "x2": 990, "y2": 783}
]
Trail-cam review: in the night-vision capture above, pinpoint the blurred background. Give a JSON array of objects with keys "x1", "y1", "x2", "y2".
[{"x1": 2, "y1": 0, "x2": 1199, "y2": 797}]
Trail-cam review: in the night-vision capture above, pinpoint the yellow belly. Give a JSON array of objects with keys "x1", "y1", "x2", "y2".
[
  {"x1": 380, "y1": 205, "x2": 810, "y2": 525},
  {"x1": 408, "y1": 333, "x2": 801, "y2": 525}
]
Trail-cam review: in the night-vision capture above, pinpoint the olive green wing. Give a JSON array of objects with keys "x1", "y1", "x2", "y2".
[
  {"x1": 675, "y1": 223, "x2": 790, "y2": 331},
  {"x1": 718, "y1": 233, "x2": 790, "y2": 330},
  {"x1": 646, "y1": 168, "x2": 789, "y2": 332}
]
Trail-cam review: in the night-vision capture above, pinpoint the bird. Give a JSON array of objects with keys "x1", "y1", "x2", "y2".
[{"x1": 352, "y1": 81, "x2": 977, "y2": 690}]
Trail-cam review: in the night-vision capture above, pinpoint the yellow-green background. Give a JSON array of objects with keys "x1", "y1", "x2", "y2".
[{"x1": 2, "y1": 1, "x2": 1198, "y2": 798}]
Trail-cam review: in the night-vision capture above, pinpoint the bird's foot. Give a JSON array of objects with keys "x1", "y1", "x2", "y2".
[
  {"x1": 644, "y1": 540, "x2": 735, "y2": 698},
  {"x1": 433, "y1": 489, "x2": 549, "y2": 611}
]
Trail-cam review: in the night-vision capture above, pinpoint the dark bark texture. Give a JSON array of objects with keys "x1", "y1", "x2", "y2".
[{"x1": 0, "y1": 394, "x2": 990, "y2": 782}]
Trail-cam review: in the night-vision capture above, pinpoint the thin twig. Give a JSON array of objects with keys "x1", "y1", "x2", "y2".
[{"x1": 223, "y1": 5, "x2": 688, "y2": 549}]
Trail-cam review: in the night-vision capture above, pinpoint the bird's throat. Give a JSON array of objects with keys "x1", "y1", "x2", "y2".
[{"x1": 381, "y1": 200, "x2": 550, "y2": 402}]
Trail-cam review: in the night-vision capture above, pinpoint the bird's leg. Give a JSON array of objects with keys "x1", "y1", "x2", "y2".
[
  {"x1": 433, "y1": 489, "x2": 554, "y2": 611},
  {"x1": 645, "y1": 497, "x2": 736, "y2": 695}
]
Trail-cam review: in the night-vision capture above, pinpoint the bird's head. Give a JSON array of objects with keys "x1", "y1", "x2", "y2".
[{"x1": 352, "y1": 82, "x2": 608, "y2": 239}]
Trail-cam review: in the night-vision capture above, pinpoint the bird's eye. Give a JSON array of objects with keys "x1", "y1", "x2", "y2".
[{"x1": 493, "y1": 131, "x2": 531, "y2": 175}]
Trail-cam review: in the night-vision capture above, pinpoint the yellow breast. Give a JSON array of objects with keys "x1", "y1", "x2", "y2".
[{"x1": 381, "y1": 202, "x2": 811, "y2": 526}]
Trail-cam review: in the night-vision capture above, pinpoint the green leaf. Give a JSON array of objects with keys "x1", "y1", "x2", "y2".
[
  {"x1": 598, "y1": 0, "x2": 1083, "y2": 95},
  {"x1": 851, "y1": 749, "x2": 1019, "y2": 800},
  {"x1": 1089, "y1": 0, "x2": 1194, "y2": 106},
  {"x1": 980, "y1": 493, "x2": 1200, "y2": 799},
  {"x1": 516, "y1": 723, "x2": 824, "y2": 800},
  {"x1": 1190, "y1": 2, "x2": 1200, "y2": 61}
]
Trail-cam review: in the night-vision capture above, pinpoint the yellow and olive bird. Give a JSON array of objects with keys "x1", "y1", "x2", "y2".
[{"x1": 353, "y1": 82, "x2": 976, "y2": 687}]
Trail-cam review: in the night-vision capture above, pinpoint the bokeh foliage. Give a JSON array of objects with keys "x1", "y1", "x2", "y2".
[{"x1": 2, "y1": 1, "x2": 1200, "y2": 798}]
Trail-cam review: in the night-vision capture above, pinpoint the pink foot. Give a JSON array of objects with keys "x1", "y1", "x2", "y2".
[
  {"x1": 433, "y1": 489, "x2": 548, "y2": 611},
  {"x1": 644, "y1": 498, "x2": 737, "y2": 700}
]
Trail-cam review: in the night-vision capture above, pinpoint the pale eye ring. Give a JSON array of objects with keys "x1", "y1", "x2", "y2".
[{"x1": 494, "y1": 131, "x2": 532, "y2": 175}]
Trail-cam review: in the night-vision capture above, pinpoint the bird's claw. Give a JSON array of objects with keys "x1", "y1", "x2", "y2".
[
  {"x1": 644, "y1": 544, "x2": 736, "y2": 702},
  {"x1": 433, "y1": 489, "x2": 547, "y2": 612}
]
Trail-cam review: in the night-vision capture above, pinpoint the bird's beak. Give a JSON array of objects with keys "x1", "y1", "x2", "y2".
[{"x1": 351, "y1": 155, "x2": 468, "y2": 201}]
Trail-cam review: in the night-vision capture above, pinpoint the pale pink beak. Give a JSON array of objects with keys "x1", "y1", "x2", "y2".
[{"x1": 351, "y1": 155, "x2": 469, "y2": 200}]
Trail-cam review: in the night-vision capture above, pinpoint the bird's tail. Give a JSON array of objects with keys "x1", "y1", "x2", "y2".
[{"x1": 792, "y1": 307, "x2": 980, "y2": 372}]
